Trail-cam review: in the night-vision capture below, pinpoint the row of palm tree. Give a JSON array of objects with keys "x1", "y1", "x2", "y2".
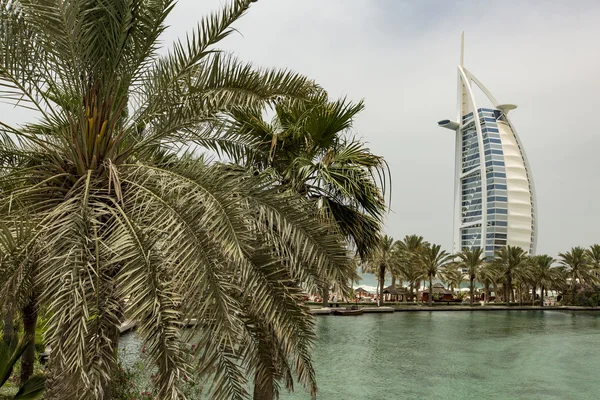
[
  {"x1": 0, "y1": 1, "x2": 390, "y2": 399},
  {"x1": 364, "y1": 234, "x2": 600, "y2": 308}
]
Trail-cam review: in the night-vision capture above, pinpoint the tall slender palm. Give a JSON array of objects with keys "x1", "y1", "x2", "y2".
[
  {"x1": 491, "y1": 246, "x2": 529, "y2": 306},
  {"x1": 530, "y1": 255, "x2": 556, "y2": 307},
  {"x1": 419, "y1": 243, "x2": 452, "y2": 307},
  {"x1": 362, "y1": 235, "x2": 396, "y2": 306},
  {"x1": 559, "y1": 247, "x2": 594, "y2": 304},
  {"x1": 453, "y1": 247, "x2": 485, "y2": 306},
  {"x1": 0, "y1": 1, "x2": 356, "y2": 399},
  {"x1": 394, "y1": 235, "x2": 426, "y2": 302}
]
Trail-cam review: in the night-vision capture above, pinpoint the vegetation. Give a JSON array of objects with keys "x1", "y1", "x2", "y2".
[
  {"x1": 231, "y1": 95, "x2": 389, "y2": 308},
  {"x1": 0, "y1": 335, "x2": 45, "y2": 400},
  {"x1": 559, "y1": 247, "x2": 594, "y2": 304},
  {"x1": 0, "y1": 0, "x2": 597, "y2": 398},
  {"x1": 0, "y1": 0, "x2": 390, "y2": 399},
  {"x1": 362, "y1": 235, "x2": 396, "y2": 306},
  {"x1": 418, "y1": 243, "x2": 452, "y2": 307},
  {"x1": 451, "y1": 247, "x2": 485, "y2": 306},
  {"x1": 364, "y1": 233, "x2": 600, "y2": 309},
  {"x1": 393, "y1": 235, "x2": 426, "y2": 302}
]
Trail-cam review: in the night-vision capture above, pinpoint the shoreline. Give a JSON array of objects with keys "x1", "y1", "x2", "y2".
[{"x1": 309, "y1": 305, "x2": 600, "y2": 315}]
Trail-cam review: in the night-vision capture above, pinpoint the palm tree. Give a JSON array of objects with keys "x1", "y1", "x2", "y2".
[
  {"x1": 418, "y1": 243, "x2": 452, "y2": 307},
  {"x1": 363, "y1": 235, "x2": 396, "y2": 306},
  {"x1": 559, "y1": 247, "x2": 595, "y2": 304},
  {"x1": 491, "y1": 246, "x2": 529, "y2": 306},
  {"x1": 586, "y1": 244, "x2": 600, "y2": 278},
  {"x1": 530, "y1": 255, "x2": 556, "y2": 307},
  {"x1": 440, "y1": 266, "x2": 464, "y2": 295},
  {"x1": 0, "y1": 1, "x2": 357, "y2": 398},
  {"x1": 478, "y1": 262, "x2": 500, "y2": 304},
  {"x1": 394, "y1": 235, "x2": 426, "y2": 302},
  {"x1": 232, "y1": 96, "x2": 390, "y2": 260},
  {"x1": 453, "y1": 247, "x2": 485, "y2": 306},
  {"x1": 231, "y1": 96, "x2": 390, "y2": 306}
]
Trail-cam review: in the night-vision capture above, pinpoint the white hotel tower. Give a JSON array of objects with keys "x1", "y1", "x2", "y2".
[{"x1": 438, "y1": 34, "x2": 537, "y2": 258}]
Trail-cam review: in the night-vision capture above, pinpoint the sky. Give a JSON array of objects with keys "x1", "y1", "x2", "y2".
[
  {"x1": 161, "y1": 0, "x2": 599, "y2": 257},
  {"x1": 2, "y1": 0, "x2": 599, "y2": 258}
]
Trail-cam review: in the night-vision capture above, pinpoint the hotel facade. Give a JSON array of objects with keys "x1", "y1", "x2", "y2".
[{"x1": 438, "y1": 35, "x2": 537, "y2": 258}]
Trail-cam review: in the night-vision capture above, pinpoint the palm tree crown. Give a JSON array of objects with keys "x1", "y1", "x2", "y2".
[
  {"x1": 559, "y1": 247, "x2": 595, "y2": 304},
  {"x1": 231, "y1": 96, "x2": 390, "y2": 260}
]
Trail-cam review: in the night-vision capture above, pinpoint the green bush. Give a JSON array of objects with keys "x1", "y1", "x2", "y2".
[{"x1": 113, "y1": 344, "x2": 206, "y2": 400}]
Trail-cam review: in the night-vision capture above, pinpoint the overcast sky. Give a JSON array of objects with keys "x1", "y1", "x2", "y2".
[
  {"x1": 161, "y1": 0, "x2": 599, "y2": 257},
  {"x1": 3, "y1": 0, "x2": 599, "y2": 257}
]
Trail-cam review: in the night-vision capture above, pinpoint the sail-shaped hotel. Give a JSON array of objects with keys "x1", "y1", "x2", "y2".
[{"x1": 438, "y1": 34, "x2": 537, "y2": 258}]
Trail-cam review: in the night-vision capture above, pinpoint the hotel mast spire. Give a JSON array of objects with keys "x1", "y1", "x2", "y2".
[{"x1": 460, "y1": 31, "x2": 464, "y2": 68}]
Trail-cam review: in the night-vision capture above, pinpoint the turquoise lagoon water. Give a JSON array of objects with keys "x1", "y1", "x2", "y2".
[{"x1": 120, "y1": 311, "x2": 600, "y2": 400}]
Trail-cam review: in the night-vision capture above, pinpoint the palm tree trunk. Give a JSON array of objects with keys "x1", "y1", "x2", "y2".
[
  {"x1": 505, "y1": 276, "x2": 512, "y2": 306},
  {"x1": 379, "y1": 265, "x2": 385, "y2": 306},
  {"x1": 20, "y1": 298, "x2": 38, "y2": 384},
  {"x1": 391, "y1": 274, "x2": 396, "y2": 288},
  {"x1": 2, "y1": 307, "x2": 14, "y2": 345},
  {"x1": 409, "y1": 282, "x2": 414, "y2": 302},
  {"x1": 532, "y1": 284, "x2": 537, "y2": 306},
  {"x1": 469, "y1": 276, "x2": 474, "y2": 306},
  {"x1": 253, "y1": 371, "x2": 274, "y2": 400},
  {"x1": 321, "y1": 286, "x2": 329, "y2": 307},
  {"x1": 484, "y1": 282, "x2": 490, "y2": 305},
  {"x1": 428, "y1": 276, "x2": 433, "y2": 307},
  {"x1": 519, "y1": 284, "x2": 523, "y2": 306},
  {"x1": 571, "y1": 275, "x2": 576, "y2": 305},
  {"x1": 493, "y1": 282, "x2": 499, "y2": 304},
  {"x1": 540, "y1": 285, "x2": 545, "y2": 307}
]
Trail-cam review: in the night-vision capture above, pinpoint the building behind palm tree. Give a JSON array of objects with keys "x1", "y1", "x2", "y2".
[{"x1": 438, "y1": 34, "x2": 537, "y2": 259}]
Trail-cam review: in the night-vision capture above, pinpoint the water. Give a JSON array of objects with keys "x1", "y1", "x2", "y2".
[
  {"x1": 282, "y1": 311, "x2": 600, "y2": 400},
  {"x1": 120, "y1": 311, "x2": 600, "y2": 400}
]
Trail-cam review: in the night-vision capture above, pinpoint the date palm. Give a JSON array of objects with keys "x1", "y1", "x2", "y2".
[
  {"x1": 559, "y1": 247, "x2": 594, "y2": 304},
  {"x1": 393, "y1": 235, "x2": 426, "y2": 302},
  {"x1": 0, "y1": 1, "x2": 355, "y2": 399},
  {"x1": 440, "y1": 266, "x2": 464, "y2": 295},
  {"x1": 418, "y1": 243, "x2": 452, "y2": 307},
  {"x1": 586, "y1": 244, "x2": 600, "y2": 277},
  {"x1": 453, "y1": 247, "x2": 485, "y2": 306},
  {"x1": 491, "y1": 246, "x2": 529, "y2": 306},
  {"x1": 530, "y1": 255, "x2": 556, "y2": 307},
  {"x1": 478, "y1": 262, "x2": 500, "y2": 304},
  {"x1": 362, "y1": 235, "x2": 396, "y2": 306}
]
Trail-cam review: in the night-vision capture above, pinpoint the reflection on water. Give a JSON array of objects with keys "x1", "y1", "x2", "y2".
[{"x1": 120, "y1": 311, "x2": 600, "y2": 400}]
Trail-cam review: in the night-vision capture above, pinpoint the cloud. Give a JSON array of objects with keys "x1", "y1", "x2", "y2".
[
  {"x1": 165, "y1": 0, "x2": 599, "y2": 256},
  {"x1": 1, "y1": 0, "x2": 598, "y2": 257}
]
